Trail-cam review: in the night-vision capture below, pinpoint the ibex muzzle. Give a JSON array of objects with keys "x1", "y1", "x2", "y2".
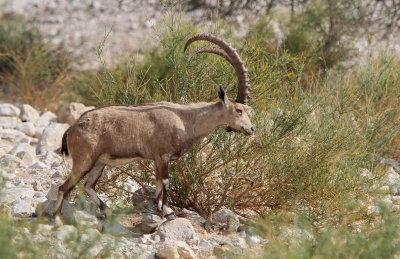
[{"x1": 52, "y1": 34, "x2": 254, "y2": 221}]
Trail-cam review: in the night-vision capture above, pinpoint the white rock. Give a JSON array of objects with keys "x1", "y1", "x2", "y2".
[
  {"x1": 71, "y1": 210, "x2": 100, "y2": 229},
  {"x1": 0, "y1": 154, "x2": 24, "y2": 173},
  {"x1": 176, "y1": 240, "x2": 196, "y2": 258},
  {"x1": 198, "y1": 239, "x2": 213, "y2": 257},
  {"x1": 8, "y1": 143, "x2": 37, "y2": 166},
  {"x1": 249, "y1": 235, "x2": 262, "y2": 245},
  {"x1": 0, "y1": 116, "x2": 20, "y2": 128},
  {"x1": 233, "y1": 237, "x2": 248, "y2": 249},
  {"x1": 29, "y1": 161, "x2": 49, "y2": 170},
  {"x1": 58, "y1": 102, "x2": 93, "y2": 125},
  {"x1": 0, "y1": 129, "x2": 27, "y2": 142},
  {"x1": 36, "y1": 123, "x2": 69, "y2": 155},
  {"x1": 35, "y1": 111, "x2": 57, "y2": 137},
  {"x1": 157, "y1": 218, "x2": 198, "y2": 245},
  {"x1": 141, "y1": 213, "x2": 164, "y2": 234},
  {"x1": 56, "y1": 225, "x2": 78, "y2": 242},
  {"x1": 20, "y1": 104, "x2": 39, "y2": 123},
  {"x1": 0, "y1": 186, "x2": 35, "y2": 204},
  {"x1": 0, "y1": 103, "x2": 20, "y2": 116},
  {"x1": 10, "y1": 199, "x2": 35, "y2": 217},
  {"x1": 157, "y1": 241, "x2": 179, "y2": 259},
  {"x1": 211, "y1": 208, "x2": 240, "y2": 232},
  {"x1": 16, "y1": 122, "x2": 36, "y2": 136}
]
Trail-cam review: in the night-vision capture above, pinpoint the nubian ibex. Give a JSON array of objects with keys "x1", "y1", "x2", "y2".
[{"x1": 53, "y1": 34, "x2": 254, "y2": 220}]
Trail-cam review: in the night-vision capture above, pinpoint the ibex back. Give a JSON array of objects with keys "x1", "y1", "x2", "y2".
[{"x1": 54, "y1": 34, "x2": 254, "y2": 220}]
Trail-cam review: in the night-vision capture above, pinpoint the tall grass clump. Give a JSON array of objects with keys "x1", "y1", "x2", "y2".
[{"x1": 0, "y1": 15, "x2": 71, "y2": 110}]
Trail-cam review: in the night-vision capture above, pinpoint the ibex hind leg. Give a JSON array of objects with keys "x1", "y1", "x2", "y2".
[
  {"x1": 83, "y1": 161, "x2": 111, "y2": 218},
  {"x1": 52, "y1": 163, "x2": 91, "y2": 217}
]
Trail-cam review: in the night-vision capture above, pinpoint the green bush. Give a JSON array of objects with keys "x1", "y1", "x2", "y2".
[{"x1": 0, "y1": 15, "x2": 71, "y2": 110}]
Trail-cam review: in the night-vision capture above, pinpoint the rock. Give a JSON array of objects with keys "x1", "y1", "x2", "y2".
[
  {"x1": 29, "y1": 161, "x2": 49, "y2": 170},
  {"x1": 10, "y1": 199, "x2": 35, "y2": 217},
  {"x1": 233, "y1": 237, "x2": 248, "y2": 249},
  {"x1": 211, "y1": 208, "x2": 240, "y2": 232},
  {"x1": 46, "y1": 185, "x2": 60, "y2": 200},
  {"x1": 56, "y1": 225, "x2": 78, "y2": 242},
  {"x1": 0, "y1": 103, "x2": 20, "y2": 116},
  {"x1": 0, "y1": 154, "x2": 24, "y2": 173},
  {"x1": 70, "y1": 210, "x2": 100, "y2": 229},
  {"x1": 141, "y1": 213, "x2": 164, "y2": 234},
  {"x1": 157, "y1": 218, "x2": 199, "y2": 245},
  {"x1": 16, "y1": 122, "x2": 36, "y2": 137},
  {"x1": 0, "y1": 116, "x2": 20, "y2": 129},
  {"x1": 40, "y1": 151, "x2": 62, "y2": 165},
  {"x1": 181, "y1": 208, "x2": 206, "y2": 226},
  {"x1": 0, "y1": 129, "x2": 27, "y2": 142},
  {"x1": 0, "y1": 170, "x2": 15, "y2": 180},
  {"x1": 20, "y1": 104, "x2": 40, "y2": 123},
  {"x1": 198, "y1": 239, "x2": 214, "y2": 257},
  {"x1": 8, "y1": 143, "x2": 37, "y2": 166},
  {"x1": 176, "y1": 240, "x2": 196, "y2": 258},
  {"x1": 35, "y1": 199, "x2": 75, "y2": 218},
  {"x1": 132, "y1": 186, "x2": 157, "y2": 211},
  {"x1": 35, "y1": 111, "x2": 58, "y2": 137},
  {"x1": 36, "y1": 123, "x2": 69, "y2": 155},
  {"x1": 58, "y1": 102, "x2": 93, "y2": 125},
  {"x1": 249, "y1": 235, "x2": 263, "y2": 245},
  {"x1": 157, "y1": 241, "x2": 179, "y2": 259},
  {"x1": 32, "y1": 181, "x2": 43, "y2": 191}
]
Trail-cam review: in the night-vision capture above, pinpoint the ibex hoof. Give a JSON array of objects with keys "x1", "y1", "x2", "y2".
[{"x1": 165, "y1": 212, "x2": 176, "y2": 221}]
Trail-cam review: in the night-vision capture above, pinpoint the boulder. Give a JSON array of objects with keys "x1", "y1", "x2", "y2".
[
  {"x1": 20, "y1": 104, "x2": 40, "y2": 123},
  {"x1": 0, "y1": 103, "x2": 20, "y2": 116},
  {"x1": 211, "y1": 208, "x2": 240, "y2": 232},
  {"x1": 156, "y1": 241, "x2": 179, "y2": 259},
  {"x1": 36, "y1": 123, "x2": 69, "y2": 155},
  {"x1": 8, "y1": 143, "x2": 37, "y2": 166},
  {"x1": 0, "y1": 154, "x2": 24, "y2": 173},
  {"x1": 0, "y1": 129, "x2": 27, "y2": 142},
  {"x1": 16, "y1": 122, "x2": 36, "y2": 137},
  {"x1": 157, "y1": 218, "x2": 199, "y2": 245},
  {"x1": 10, "y1": 199, "x2": 35, "y2": 217},
  {"x1": 56, "y1": 225, "x2": 78, "y2": 242},
  {"x1": 132, "y1": 186, "x2": 158, "y2": 211},
  {"x1": 176, "y1": 240, "x2": 196, "y2": 258},
  {"x1": 198, "y1": 239, "x2": 214, "y2": 257},
  {"x1": 141, "y1": 213, "x2": 164, "y2": 234},
  {"x1": 0, "y1": 186, "x2": 35, "y2": 204},
  {"x1": 0, "y1": 116, "x2": 20, "y2": 129},
  {"x1": 58, "y1": 102, "x2": 94, "y2": 125},
  {"x1": 35, "y1": 111, "x2": 57, "y2": 137}
]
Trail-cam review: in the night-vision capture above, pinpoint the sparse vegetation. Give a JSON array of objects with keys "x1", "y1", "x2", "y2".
[{"x1": 1, "y1": 1, "x2": 400, "y2": 258}]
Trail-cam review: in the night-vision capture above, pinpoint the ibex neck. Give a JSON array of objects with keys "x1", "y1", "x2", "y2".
[{"x1": 183, "y1": 101, "x2": 226, "y2": 139}]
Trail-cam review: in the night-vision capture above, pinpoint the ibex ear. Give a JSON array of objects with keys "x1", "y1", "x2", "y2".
[{"x1": 218, "y1": 85, "x2": 228, "y2": 106}]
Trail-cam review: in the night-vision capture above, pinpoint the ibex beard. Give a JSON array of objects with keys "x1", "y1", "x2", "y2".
[{"x1": 52, "y1": 34, "x2": 254, "y2": 221}]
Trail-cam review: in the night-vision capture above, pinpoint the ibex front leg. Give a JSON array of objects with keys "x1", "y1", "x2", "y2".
[{"x1": 155, "y1": 157, "x2": 176, "y2": 220}]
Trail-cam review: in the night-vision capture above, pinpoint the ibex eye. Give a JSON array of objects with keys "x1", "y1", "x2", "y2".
[{"x1": 236, "y1": 109, "x2": 242, "y2": 115}]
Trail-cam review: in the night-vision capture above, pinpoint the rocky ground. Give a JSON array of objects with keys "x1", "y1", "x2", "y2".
[
  {"x1": 1, "y1": 102, "x2": 400, "y2": 258},
  {"x1": 0, "y1": 102, "x2": 269, "y2": 258},
  {"x1": 0, "y1": 0, "x2": 216, "y2": 70}
]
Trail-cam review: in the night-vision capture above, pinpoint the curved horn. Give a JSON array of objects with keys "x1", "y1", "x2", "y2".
[
  {"x1": 188, "y1": 47, "x2": 235, "y2": 67},
  {"x1": 184, "y1": 34, "x2": 250, "y2": 104}
]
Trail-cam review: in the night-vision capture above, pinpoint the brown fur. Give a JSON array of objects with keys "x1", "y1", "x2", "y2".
[{"x1": 53, "y1": 94, "x2": 254, "y2": 219}]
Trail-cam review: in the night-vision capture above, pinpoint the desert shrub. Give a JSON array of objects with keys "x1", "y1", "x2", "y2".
[
  {"x1": 0, "y1": 15, "x2": 71, "y2": 110},
  {"x1": 91, "y1": 10, "x2": 399, "y2": 221},
  {"x1": 255, "y1": 204, "x2": 400, "y2": 258}
]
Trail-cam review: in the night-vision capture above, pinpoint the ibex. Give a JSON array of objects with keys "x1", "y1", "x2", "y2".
[{"x1": 53, "y1": 34, "x2": 254, "y2": 220}]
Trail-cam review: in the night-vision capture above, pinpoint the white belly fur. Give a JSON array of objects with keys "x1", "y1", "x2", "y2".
[{"x1": 98, "y1": 154, "x2": 143, "y2": 166}]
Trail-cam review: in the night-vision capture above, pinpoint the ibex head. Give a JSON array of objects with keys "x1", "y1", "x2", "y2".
[{"x1": 184, "y1": 34, "x2": 254, "y2": 135}]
